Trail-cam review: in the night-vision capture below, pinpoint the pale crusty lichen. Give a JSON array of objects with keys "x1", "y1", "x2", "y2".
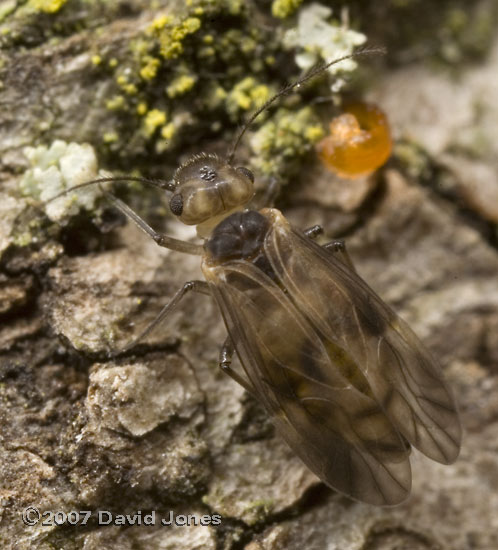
[
  {"x1": 283, "y1": 3, "x2": 366, "y2": 91},
  {"x1": 20, "y1": 140, "x2": 107, "y2": 222}
]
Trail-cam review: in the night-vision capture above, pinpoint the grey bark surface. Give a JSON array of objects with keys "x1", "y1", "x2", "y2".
[{"x1": 1, "y1": 1, "x2": 498, "y2": 549}]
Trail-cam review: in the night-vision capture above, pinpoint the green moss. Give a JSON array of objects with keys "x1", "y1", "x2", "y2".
[{"x1": 271, "y1": 0, "x2": 303, "y2": 19}]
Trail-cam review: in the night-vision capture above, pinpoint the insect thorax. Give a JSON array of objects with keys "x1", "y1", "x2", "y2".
[{"x1": 204, "y1": 210, "x2": 270, "y2": 264}]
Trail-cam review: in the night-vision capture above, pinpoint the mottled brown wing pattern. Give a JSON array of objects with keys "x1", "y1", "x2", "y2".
[
  {"x1": 203, "y1": 259, "x2": 412, "y2": 505},
  {"x1": 264, "y1": 209, "x2": 461, "y2": 466}
]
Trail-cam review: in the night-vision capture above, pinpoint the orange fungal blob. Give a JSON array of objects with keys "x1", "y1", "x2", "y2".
[{"x1": 316, "y1": 102, "x2": 392, "y2": 179}]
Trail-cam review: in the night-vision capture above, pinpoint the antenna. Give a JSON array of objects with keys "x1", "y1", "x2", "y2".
[
  {"x1": 43, "y1": 175, "x2": 176, "y2": 206},
  {"x1": 226, "y1": 45, "x2": 386, "y2": 164}
]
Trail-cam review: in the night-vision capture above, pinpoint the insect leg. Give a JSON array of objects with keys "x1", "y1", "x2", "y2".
[
  {"x1": 103, "y1": 190, "x2": 203, "y2": 256},
  {"x1": 112, "y1": 280, "x2": 210, "y2": 357},
  {"x1": 303, "y1": 226, "x2": 356, "y2": 271},
  {"x1": 219, "y1": 336, "x2": 256, "y2": 396},
  {"x1": 303, "y1": 225, "x2": 324, "y2": 239},
  {"x1": 323, "y1": 240, "x2": 356, "y2": 271}
]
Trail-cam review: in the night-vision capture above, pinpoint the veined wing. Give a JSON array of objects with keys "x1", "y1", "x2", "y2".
[
  {"x1": 203, "y1": 258, "x2": 411, "y2": 505},
  {"x1": 264, "y1": 209, "x2": 461, "y2": 465}
]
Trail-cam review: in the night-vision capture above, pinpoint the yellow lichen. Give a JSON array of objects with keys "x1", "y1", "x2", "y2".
[
  {"x1": 29, "y1": 0, "x2": 68, "y2": 14},
  {"x1": 158, "y1": 16, "x2": 202, "y2": 59},
  {"x1": 91, "y1": 54, "x2": 102, "y2": 66},
  {"x1": 250, "y1": 107, "x2": 323, "y2": 177},
  {"x1": 240, "y1": 36, "x2": 256, "y2": 54},
  {"x1": 226, "y1": 0, "x2": 243, "y2": 15},
  {"x1": 105, "y1": 95, "x2": 126, "y2": 110},
  {"x1": 182, "y1": 16, "x2": 202, "y2": 34},
  {"x1": 160, "y1": 38, "x2": 183, "y2": 60},
  {"x1": 198, "y1": 46, "x2": 215, "y2": 58},
  {"x1": 136, "y1": 102, "x2": 148, "y2": 115},
  {"x1": 147, "y1": 14, "x2": 173, "y2": 33},
  {"x1": 166, "y1": 74, "x2": 196, "y2": 98},
  {"x1": 123, "y1": 83, "x2": 137, "y2": 95},
  {"x1": 204, "y1": 86, "x2": 228, "y2": 110},
  {"x1": 108, "y1": 58, "x2": 118, "y2": 68},
  {"x1": 271, "y1": 0, "x2": 303, "y2": 19},
  {"x1": 161, "y1": 122, "x2": 176, "y2": 140},
  {"x1": 140, "y1": 56, "x2": 161, "y2": 80},
  {"x1": 103, "y1": 132, "x2": 119, "y2": 143},
  {"x1": 305, "y1": 125, "x2": 325, "y2": 142},
  {"x1": 144, "y1": 109, "x2": 167, "y2": 136},
  {"x1": 226, "y1": 77, "x2": 271, "y2": 117}
]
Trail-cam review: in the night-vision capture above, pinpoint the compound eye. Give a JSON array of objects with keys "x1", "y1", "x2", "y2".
[
  {"x1": 169, "y1": 193, "x2": 184, "y2": 216},
  {"x1": 236, "y1": 166, "x2": 254, "y2": 183}
]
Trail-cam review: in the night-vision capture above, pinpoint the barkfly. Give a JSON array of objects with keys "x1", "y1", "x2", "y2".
[{"x1": 45, "y1": 48, "x2": 461, "y2": 506}]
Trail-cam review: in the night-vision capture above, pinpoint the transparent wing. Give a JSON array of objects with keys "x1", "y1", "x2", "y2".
[
  {"x1": 265, "y1": 210, "x2": 461, "y2": 465},
  {"x1": 203, "y1": 259, "x2": 411, "y2": 505}
]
